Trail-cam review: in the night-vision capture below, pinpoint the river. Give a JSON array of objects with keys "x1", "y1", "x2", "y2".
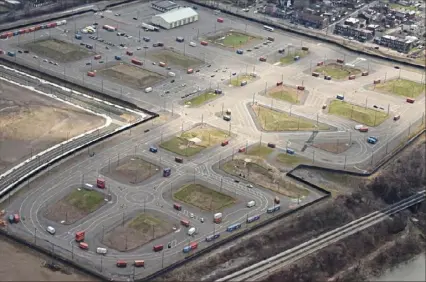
[{"x1": 375, "y1": 253, "x2": 425, "y2": 281}]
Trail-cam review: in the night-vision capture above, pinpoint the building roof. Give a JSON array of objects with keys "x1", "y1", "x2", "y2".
[
  {"x1": 5, "y1": 0, "x2": 21, "y2": 4},
  {"x1": 152, "y1": 0, "x2": 177, "y2": 9},
  {"x1": 345, "y1": 17, "x2": 359, "y2": 24},
  {"x1": 154, "y1": 7, "x2": 198, "y2": 23}
]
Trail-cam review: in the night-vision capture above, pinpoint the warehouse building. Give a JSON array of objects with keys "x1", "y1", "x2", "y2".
[
  {"x1": 151, "y1": 7, "x2": 198, "y2": 30},
  {"x1": 151, "y1": 0, "x2": 178, "y2": 12}
]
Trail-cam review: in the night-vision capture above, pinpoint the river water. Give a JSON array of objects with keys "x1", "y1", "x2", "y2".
[{"x1": 375, "y1": 253, "x2": 425, "y2": 281}]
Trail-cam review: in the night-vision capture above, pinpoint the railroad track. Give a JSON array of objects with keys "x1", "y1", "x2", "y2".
[
  {"x1": 216, "y1": 191, "x2": 426, "y2": 282},
  {"x1": 0, "y1": 128, "x2": 113, "y2": 199}
]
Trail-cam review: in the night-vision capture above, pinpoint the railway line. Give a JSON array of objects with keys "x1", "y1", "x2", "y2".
[
  {"x1": 216, "y1": 191, "x2": 426, "y2": 282},
  {"x1": 0, "y1": 128, "x2": 115, "y2": 198}
]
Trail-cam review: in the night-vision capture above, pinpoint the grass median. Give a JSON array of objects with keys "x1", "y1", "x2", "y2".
[
  {"x1": 174, "y1": 183, "x2": 236, "y2": 211},
  {"x1": 185, "y1": 92, "x2": 219, "y2": 107},
  {"x1": 65, "y1": 189, "x2": 104, "y2": 213},
  {"x1": 280, "y1": 50, "x2": 309, "y2": 65},
  {"x1": 230, "y1": 74, "x2": 254, "y2": 86},
  {"x1": 220, "y1": 32, "x2": 255, "y2": 48},
  {"x1": 373, "y1": 78, "x2": 425, "y2": 98},
  {"x1": 276, "y1": 153, "x2": 307, "y2": 166},
  {"x1": 328, "y1": 100, "x2": 388, "y2": 126},
  {"x1": 252, "y1": 104, "x2": 330, "y2": 131},
  {"x1": 267, "y1": 85, "x2": 300, "y2": 104},
  {"x1": 160, "y1": 125, "x2": 229, "y2": 157},
  {"x1": 314, "y1": 63, "x2": 361, "y2": 79}
]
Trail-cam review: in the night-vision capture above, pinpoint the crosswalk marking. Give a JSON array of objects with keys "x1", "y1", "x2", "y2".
[{"x1": 346, "y1": 57, "x2": 366, "y2": 67}]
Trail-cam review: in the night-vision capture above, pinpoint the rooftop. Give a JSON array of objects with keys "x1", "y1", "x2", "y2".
[
  {"x1": 5, "y1": 0, "x2": 21, "y2": 4},
  {"x1": 154, "y1": 7, "x2": 198, "y2": 23},
  {"x1": 382, "y1": 34, "x2": 418, "y2": 43},
  {"x1": 152, "y1": 0, "x2": 177, "y2": 9},
  {"x1": 345, "y1": 17, "x2": 359, "y2": 24}
]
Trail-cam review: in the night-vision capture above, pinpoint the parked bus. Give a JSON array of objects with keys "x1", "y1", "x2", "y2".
[{"x1": 263, "y1": 25, "x2": 274, "y2": 32}]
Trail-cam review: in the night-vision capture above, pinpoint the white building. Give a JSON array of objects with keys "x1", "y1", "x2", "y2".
[{"x1": 151, "y1": 7, "x2": 198, "y2": 30}]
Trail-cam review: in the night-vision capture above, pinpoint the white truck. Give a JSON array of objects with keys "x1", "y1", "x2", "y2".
[
  {"x1": 188, "y1": 227, "x2": 196, "y2": 236},
  {"x1": 247, "y1": 200, "x2": 256, "y2": 208}
]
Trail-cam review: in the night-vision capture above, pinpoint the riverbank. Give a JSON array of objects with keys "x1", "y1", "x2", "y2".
[{"x1": 374, "y1": 253, "x2": 425, "y2": 281}]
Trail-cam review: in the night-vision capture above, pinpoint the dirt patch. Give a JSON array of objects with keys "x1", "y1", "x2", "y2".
[
  {"x1": 291, "y1": 168, "x2": 363, "y2": 196},
  {"x1": 0, "y1": 236, "x2": 96, "y2": 281},
  {"x1": 98, "y1": 63, "x2": 164, "y2": 90},
  {"x1": 0, "y1": 81, "x2": 105, "y2": 173},
  {"x1": 174, "y1": 183, "x2": 236, "y2": 211},
  {"x1": 313, "y1": 142, "x2": 351, "y2": 154},
  {"x1": 24, "y1": 39, "x2": 93, "y2": 63},
  {"x1": 148, "y1": 49, "x2": 203, "y2": 69},
  {"x1": 160, "y1": 124, "x2": 229, "y2": 157},
  {"x1": 120, "y1": 113, "x2": 138, "y2": 123},
  {"x1": 101, "y1": 155, "x2": 160, "y2": 185},
  {"x1": 43, "y1": 188, "x2": 106, "y2": 224},
  {"x1": 102, "y1": 211, "x2": 174, "y2": 251},
  {"x1": 221, "y1": 157, "x2": 309, "y2": 198}
]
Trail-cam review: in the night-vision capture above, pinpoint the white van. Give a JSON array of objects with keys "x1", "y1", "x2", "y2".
[
  {"x1": 145, "y1": 87, "x2": 153, "y2": 93},
  {"x1": 247, "y1": 200, "x2": 256, "y2": 208},
  {"x1": 188, "y1": 227, "x2": 196, "y2": 236},
  {"x1": 168, "y1": 72, "x2": 176, "y2": 77},
  {"x1": 84, "y1": 183, "x2": 93, "y2": 190},
  {"x1": 46, "y1": 226, "x2": 55, "y2": 235},
  {"x1": 96, "y1": 247, "x2": 108, "y2": 254},
  {"x1": 189, "y1": 42, "x2": 197, "y2": 47},
  {"x1": 354, "y1": 124, "x2": 364, "y2": 130}
]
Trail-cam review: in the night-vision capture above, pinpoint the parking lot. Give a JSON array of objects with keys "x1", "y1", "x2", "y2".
[
  {"x1": 2, "y1": 0, "x2": 425, "y2": 280},
  {"x1": 0, "y1": 0, "x2": 335, "y2": 109}
]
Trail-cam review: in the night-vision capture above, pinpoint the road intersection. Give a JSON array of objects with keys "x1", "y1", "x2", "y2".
[{"x1": 1, "y1": 1, "x2": 425, "y2": 279}]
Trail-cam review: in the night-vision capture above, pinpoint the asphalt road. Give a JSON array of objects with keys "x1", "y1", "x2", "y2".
[{"x1": 1, "y1": 0, "x2": 425, "y2": 280}]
